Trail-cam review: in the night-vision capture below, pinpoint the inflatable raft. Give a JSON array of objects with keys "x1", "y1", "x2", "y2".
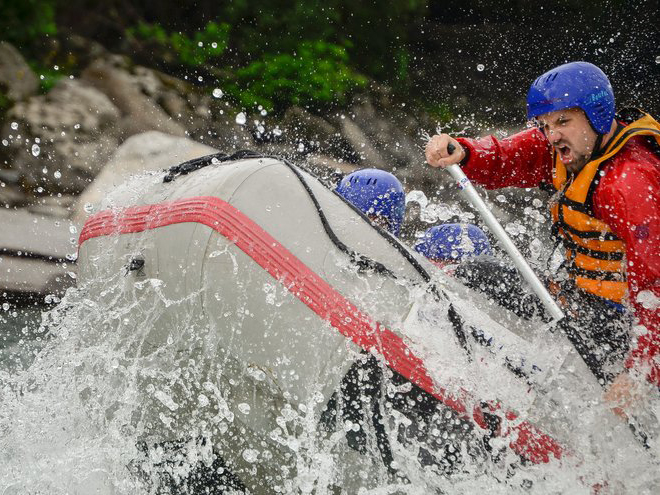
[{"x1": 77, "y1": 151, "x2": 637, "y2": 492}]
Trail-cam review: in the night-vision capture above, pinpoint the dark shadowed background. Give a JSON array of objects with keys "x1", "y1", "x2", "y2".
[{"x1": 3, "y1": 0, "x2": 659, "y2": 126}]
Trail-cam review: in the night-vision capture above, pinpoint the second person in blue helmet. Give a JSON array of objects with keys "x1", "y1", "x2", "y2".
[
  {"x1": 415, "y1": 223, "x2": 549, "y2": 321},
  {"x1": 414, "y1": 223, "x2": 492, "y2": 264},
  {"x1": 336, "y1": 168, "x2": 406, "y2": 237}
]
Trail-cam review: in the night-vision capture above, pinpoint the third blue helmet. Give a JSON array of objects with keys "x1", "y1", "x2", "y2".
[
  {"x1": 415, "y1": 224, "x2": 492, "y2": 261},
  {"x1": 526, "y1": 61, "x2": 615, "y2": 134},
  {"x1": 336, "y1": 169, "x2": 405, "y2": 236}
]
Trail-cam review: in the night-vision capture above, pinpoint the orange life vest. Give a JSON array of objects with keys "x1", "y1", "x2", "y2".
[{"x1": 550, "y1": 112, "x2": 660, "y2": 304}]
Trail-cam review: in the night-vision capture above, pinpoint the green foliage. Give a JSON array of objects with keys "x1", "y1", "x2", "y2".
[
  {"x1": 425, "y1": 102, "x2": 454, "y2": 124},
  {"x1": 127, "y1": 21, "x2": 230, "y2": 67},
  {"x1": 210, "y1": 1, "x2": 428, "y2": 84},
  {"x1": 2, "y1": 0, "x2": 57, "y2": 49},
  {"x1": 34, "y1": 67, "x2": 63, "y2": 93},
  {"x1": 229, "y1": 41, "x2": 368, "y2": 113}
]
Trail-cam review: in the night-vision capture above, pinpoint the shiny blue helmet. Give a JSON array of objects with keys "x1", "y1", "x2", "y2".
[
  {"x1": 526, "y1": 61, "x2": 615, "y2": 134},
  {"x1": 414, "y1": 223, "x2": 492, "y2": 261},
  {"x1": 336, "y1": 169, "x2": 405, "y2": 236}
]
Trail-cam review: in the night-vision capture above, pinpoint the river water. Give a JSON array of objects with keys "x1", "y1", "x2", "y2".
[{"x1": 0, "y1": 190, "x2": 658, "y2": 493}]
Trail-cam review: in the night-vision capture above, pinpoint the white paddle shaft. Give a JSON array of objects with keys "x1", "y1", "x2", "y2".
[{"x1": 446, "y1": 163, "x2": 565, "y2": 322}]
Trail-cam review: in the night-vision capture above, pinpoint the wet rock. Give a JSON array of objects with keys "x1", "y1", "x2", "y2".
[
  {"x1": 283, "y1": 152, "x2": 358, "y2": 191},
  {"x1": 282, "y1": 106, "x2": 337, "y2": 144},
  {"x1": 27, "y1": 194, "x2": 77, "y2": 218},
  {"x1": 0, "y1": 42, "x2": 39, "y2": 102},
  {"x1": 0, "y1": 208, "x2": 76, "y2": 296},
  {"x1": 72, "y1": 131, "x2": 217, "y2": 226},
  {"x1": 0, "y1": 183, "x2": 26, "y2": 208},
  {"x1": 0, "y1": 168, "x2": 27, "y2": 207},
  {"x1": 347, "y1": 97, "x2": 424, "y2": 171},
  {"x1": 303, "y1": 153, "x2": 355, "y2": 187},
  {"x1": 3, "y1": 78, "x2": 121, "y2": 194},
  {"x1": 81, "y1": 58, "x2": 186, "y2": 139},
  {"x1": 304, "y1": 153, "x2": 356, "y2": 176},
  {"x1": 338, "y1": 117, "x2": 387, "y2": 167}
]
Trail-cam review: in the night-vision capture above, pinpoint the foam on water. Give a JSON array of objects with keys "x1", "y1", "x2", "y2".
[{"x1": 2, "y1": 273, "x2": 657, "y2": 493}]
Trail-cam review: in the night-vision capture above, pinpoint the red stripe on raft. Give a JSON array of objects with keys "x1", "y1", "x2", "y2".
[{"x1": 79, "y1": 196, "x2": 563, "y2": 464}]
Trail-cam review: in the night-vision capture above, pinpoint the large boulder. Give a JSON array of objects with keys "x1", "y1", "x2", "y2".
[
  {"x1": 3, "y1": 78, "x2": 121, "y2": 194},
  {"x1": 72, "y1": 131, "x2": 217, "y2": 226},
  {"x1": 0, "y1": 208, "x2": 76, "y2": 296},
  {"x1": 81, "y1": 58, "x2": 187, "y2": 139},
  {"x1": 0, "y1": 169, "x2": 27, "y2": 208},
  {"x1": 0, "y1": 42, "x2": 38, "y2": 102},
  {"x1": 80, "y1": 58, "x2": 256, "y2": 151}
]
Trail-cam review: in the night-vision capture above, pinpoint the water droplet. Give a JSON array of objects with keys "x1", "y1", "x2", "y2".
[
  {"x1": 211, "y1": 42, "x2": 218, "y2": 49},
  {"x1": 83, "y1": 203, "x2": 94, "y2": 213},
  {"x1": 69, "y1": 225, "x2": 78, "y2": 234},
  {"x1": 74, "y1": 123, "x2": 81, "y2": 130},
  {"x1": 2, "y1": 303, "x2": 9, "y2": 311},
  {"x1": 656, "y1": 55, "x2": 660, "y2": 64},
  {"x1": 42, "y1": 167, "x2": 48, "y2": 174},
  {"x1": 235, "y1": 112, "x2": 247, "y2": 125},
  {"x1": 477, "y1": 64, "x2": 485, "y2": 72},
  {"x1": 273, "y1": 127, "x2": 282, "y2": 137},
  {"x1": 238, "y1": 403, "x2": 251, "y2": 414},
  {"x1": 242, "y1": 448, "x2": 259, "y2": 463},
  {"x1": 212, "y1": 88, "x2": 223, "y2": 98},
  {"x1": 297, "y1": 142, "x2": 305, "y2": 152},
  {"x1": 10, "y1": 122, "x2": 18, "y2": 130},
  {"x1": 54, "y1": 170, "x2": 61, "y2": 179},
  {"x1": 31, "y1": 144, "x2": 40, "y2": 157}
]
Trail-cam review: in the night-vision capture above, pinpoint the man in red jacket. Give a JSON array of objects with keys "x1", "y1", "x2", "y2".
[{"x1": 425, "y1": 62, "x2": 660, "y2": 415}]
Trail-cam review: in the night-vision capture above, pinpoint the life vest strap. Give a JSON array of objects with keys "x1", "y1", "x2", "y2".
[
  {"x1": 551, "y1": 219, "x2": 619, "y2": 241},
  {"x1": 568, "y1": 263, "x2": 627, "y2": 282}
]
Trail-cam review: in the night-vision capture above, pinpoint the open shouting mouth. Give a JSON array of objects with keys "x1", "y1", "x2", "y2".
[{"x1": 557, "y1": 144, "x2": 572, "y2": 164}]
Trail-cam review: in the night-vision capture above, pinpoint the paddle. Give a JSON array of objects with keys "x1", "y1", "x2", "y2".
[{"x1": 444, "y1": 143, "x2": 564, "y2": 322}]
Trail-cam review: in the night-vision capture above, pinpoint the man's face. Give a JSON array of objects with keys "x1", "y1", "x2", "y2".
[{"x1": 536, "y1": 108, "x2": 597, "y2": 174}]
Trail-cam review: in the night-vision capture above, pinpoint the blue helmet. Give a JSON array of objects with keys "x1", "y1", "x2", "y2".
[
  {"x1": 336, "y1": 169, "x2": 405, "y2": 236},
  {"x1": 415, "y1": 224, "x2": 492, "y2": 261},
  {"x1": 526, "y1": 61, "x2": 615, "y2": 134}
]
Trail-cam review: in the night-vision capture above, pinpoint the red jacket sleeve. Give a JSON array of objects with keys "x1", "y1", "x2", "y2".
[
  {"x1": 593, "y1": 141, "x2": 660, "y2": 385},
  {"x1": 456, "y1": 128, "x2": 554, "y2": 189}
]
